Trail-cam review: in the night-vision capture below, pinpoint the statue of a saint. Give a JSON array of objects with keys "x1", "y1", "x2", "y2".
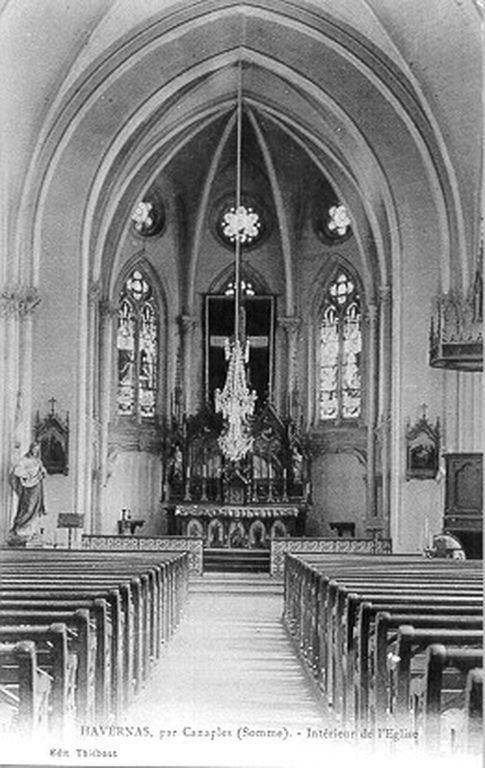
[{"x1": 8, "y1": 442, "x2": 47, "y2": 545}]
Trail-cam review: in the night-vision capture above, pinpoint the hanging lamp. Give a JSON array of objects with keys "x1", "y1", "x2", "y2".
[{"x1": 214, "y1": 61, "x2": 257, "y2": 462}]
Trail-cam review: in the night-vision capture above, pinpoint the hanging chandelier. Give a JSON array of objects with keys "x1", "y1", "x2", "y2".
[{"x1": 214, "y1": 61, "x2": 257, "y2": 462}]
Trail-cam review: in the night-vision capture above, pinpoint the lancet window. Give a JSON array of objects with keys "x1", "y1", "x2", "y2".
[
  {"x1": 319, "y1": 269, "x2": 362, "y2": 421},
  {"x1": 116, "y1": 268, "x2": 158, "y2": 419}
]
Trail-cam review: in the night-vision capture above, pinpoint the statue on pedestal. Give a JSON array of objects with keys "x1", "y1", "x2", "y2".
[{"x1": 8, "y1": 442, "x2": 47, "y2": 546}]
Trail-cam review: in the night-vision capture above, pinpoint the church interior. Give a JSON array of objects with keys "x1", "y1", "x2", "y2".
[{"x1": 0, "y1": 1, "x2": 483, "y2": 765}]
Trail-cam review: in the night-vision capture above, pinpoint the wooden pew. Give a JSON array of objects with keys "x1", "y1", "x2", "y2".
[
  {"x1": 373, "y1": 612, "x2": 483, "y2": 724},
  {"x1": 418, "y1": 644, "x2": 483, "y2": 751},
  {"x1": 464, "y1": 668, "x2": 483, "y2": 753},
  {"x1": 283, "y1": 552, "x2": 483, "y2": 746},
  {"x1": 285, "y1": 553, "x2": 481, "y2": 684},
  {"x1": 0, "y1": 549, "x2": 190, "y2": 731},
  {"x1": 0, "y1": 552, "x2": 189, "y2": 694},
  {"x1": 329, "y1": 583, "x2": 480, "y2": 716},
  {"x1": 0, "y1": 641, "x2": 51, "y2": 734},
  {"x1": 0, "y1": 624, "x2": 77, "y2": 734},
  {"x1": 351, "y1": 595, "x2": 482, "y2": 725},
  {"x1": 345, "y1": 602, "x2": 483, "y2": 725},
  {"x1": 0, "y1": 574, "x2": 139, "y2": 703},
  {"x1": 369, "y1": 606, "x2": 483, "y2": 725},
  {"x1": 0, "y1": 587, "x2": 123, "y2": 718},
  {"x1": 0, "y1": 609, "x2": 94, "y2": 719},
  {"x1": 1, "y1": 550, "x2": 189, "y2": 668},
  {"x1": 0, "y1": 597, "x2": 110, "y2": 721}
]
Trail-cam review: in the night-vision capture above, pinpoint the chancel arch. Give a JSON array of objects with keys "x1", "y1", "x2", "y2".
[{"x1": 0, "y1": 1, "x2": 481, "y2": 559}]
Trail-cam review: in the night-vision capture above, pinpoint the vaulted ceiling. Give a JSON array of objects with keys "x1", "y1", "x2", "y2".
[{"x1": 1, "y1": 0, "x2": 482, "y2": 293}]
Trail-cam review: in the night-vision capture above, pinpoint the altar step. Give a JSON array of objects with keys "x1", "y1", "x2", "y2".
[{"x1": 203, "y1": 547, "x2": 270, "y2": 573}]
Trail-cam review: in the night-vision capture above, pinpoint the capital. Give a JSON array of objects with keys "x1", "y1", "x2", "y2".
[
  {"x1": 178, "y1": 314, "x2": 198, "y2": 335},
  {"x1": 88, "y1": 279, "x2": 103, "y2": 305},
  {"x1": 365, "y1": 303, "x2": 378, "y2": 323},
  {"x1": 99, "y1": 297, "x2": 118, "y2": 318},
  {"x1": 278, "y1": 315, "x2": 302, "y2": 339},
  {"x1": 0, "y1": 284, "x2": 41, "y2": 318},
  {"x1": 378, "y1": 285, "x2": 392, "y2": 304}
]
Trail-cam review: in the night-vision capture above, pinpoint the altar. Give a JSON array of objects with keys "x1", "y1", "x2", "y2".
[
  {"x1": 168, "y1": 503, "x2": 305, "y2": 549},
  {"x1": 162, "y1": 403, "x2": 310, "y2": 549}
]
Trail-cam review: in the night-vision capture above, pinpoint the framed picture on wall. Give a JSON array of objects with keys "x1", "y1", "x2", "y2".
[
  {"x1": 34, "y1": 400, "x2": 69, "y2": 475},
  {"x1": 406, "y1": 409, "x2": 440, "y2": 480}
]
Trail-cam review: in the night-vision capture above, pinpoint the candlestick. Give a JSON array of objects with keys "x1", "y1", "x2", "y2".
[{"x1": 282, "y1": 468, "x2": 288, "y2": 502}]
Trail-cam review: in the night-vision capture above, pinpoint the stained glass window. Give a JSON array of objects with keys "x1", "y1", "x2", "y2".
[
  {"x1": 117, "y1": 268, "x2": 158, "y2": 419},
  {"x1": 221, "y1": 205, "x2": 261, "y2": 244},
  {"x1": 327, "y1": 204, "x2": 351, "y2": 237},
  {"x1": 130, "y1": 193, "x2": 165, "y2": 237},
  {"x1": 315, "y1": 199, "x2": 352, "y2": 244},
  {"x1": 319, "y1": 270, "x2": 362, "y2": 420},
  {"x1": 223, "y1": 279, "x2": 256, "y2": 297}
]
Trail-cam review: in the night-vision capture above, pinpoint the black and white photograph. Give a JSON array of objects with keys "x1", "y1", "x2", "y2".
[{"x1": 0, "y1": 2, "x2": 483, "y2": 767}]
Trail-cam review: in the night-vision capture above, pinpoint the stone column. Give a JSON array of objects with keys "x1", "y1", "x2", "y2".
[
  {"x1": 375, "y1": 285, "x2": 392, "y2": 537},
  {"x1": 84, "y1": 280, "x2": 102, "y2": 533},
  {"x1": 365, "y1": 303, "x2": 378, "y2": 520},
  {"x1": 178, "y1": 314, "x2": 198, "y2": 414},
  {"x1": 0, "y1": 285, "x2": 41, "y2": 542},
  {"x1": 279, "y1": 315, "x2": 302, "y2": 419},
  {"x1": 97, "y1": 297, "x2": 118, "y2": 533}
]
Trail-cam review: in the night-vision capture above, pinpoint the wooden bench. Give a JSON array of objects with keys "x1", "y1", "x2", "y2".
[
  {"x1": 345, "y1": 601, "x2": 483, "y2": 725},
  {"x1": 283, "y1": 552, "x2": 483, "y2": 748},
  {"x1": 464, "y1": 668, "x2": 483, "y2": 753},
  {"x1": 0, "y1": 586, "x2": 124, "y2": 718},
  {"x1": 0, "y1": 597, "x2": 110, "y2": 721},
  {"x1": 372, "y1": 612, "x2": 483, "y2": 724},
  {"x1": 0, "y1": 549, "x2": 189, "y2": 732},
  {"x1": 0, "y1": 608, "x2": 94, "y2": 720},
  {"x1": 418, "y1": 644, "x2": 483, "y2": 751},
  {"x1": 0, "y1": 641, "x2": 51, "y2": 734},
  {"x1": 0, "y1": 554, "x2": 189, "y2": 696},
  {"x1": 0, "y1": 624, "x2": 77, "y2": 734}
]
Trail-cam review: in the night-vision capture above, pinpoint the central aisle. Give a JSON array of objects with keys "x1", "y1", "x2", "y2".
[{"x1": 127, "y1": 574, "x2": 326, "y2": 730}]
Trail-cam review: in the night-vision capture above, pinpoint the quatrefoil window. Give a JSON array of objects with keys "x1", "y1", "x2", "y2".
[
  {"x1": 130, "y1": 193, "x2": 165, "y2": 237},
  {"x1": 315, "y1": 199, "x2": 353, "y2": 245}
]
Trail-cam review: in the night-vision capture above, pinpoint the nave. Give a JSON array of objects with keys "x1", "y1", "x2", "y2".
[{"x1": 0, "y1": 548, "x2": 482, "y2": 768}]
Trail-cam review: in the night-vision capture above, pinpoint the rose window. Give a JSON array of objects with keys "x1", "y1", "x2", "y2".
[
  {"x1": 327, "y1": 205, "x2": 351, "y2": 236},
  {"x1": 130, "y1": 194, "x2": 165, "y2": 237},
  {"x1": 220, "y1": 205, "x2": 262, "y2": 245},
  {"x1": 132, "y1": 201, "x2": 154, "y2": 233},
  {"x1": 315, "y1": 199, "x2": 353, "y2": 244}
]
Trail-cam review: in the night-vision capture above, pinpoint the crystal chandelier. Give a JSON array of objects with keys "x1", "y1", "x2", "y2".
[
  {"x1": 214, "y1": 62, "x2": 257, "y2": 462},
  {"x1": 215, "y1": 339, "x2": 257, "y2": 461}
]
